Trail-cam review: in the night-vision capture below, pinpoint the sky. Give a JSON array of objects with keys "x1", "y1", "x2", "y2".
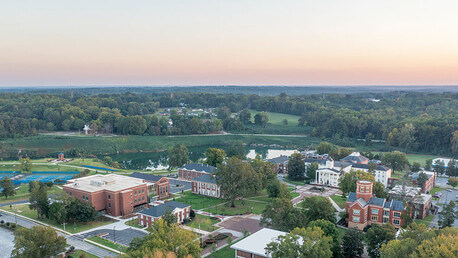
[{"x1": 1, "y1": 0, "x2": 458, "y2": 86}]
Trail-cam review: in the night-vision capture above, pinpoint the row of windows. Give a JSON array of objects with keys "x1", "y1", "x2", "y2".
[{"x1": 82, "y1": 195, "x2": 89, "y2": 201}]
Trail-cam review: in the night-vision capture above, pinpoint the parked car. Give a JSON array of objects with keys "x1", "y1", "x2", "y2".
[
  {"x1": 446, "y1": 189, "x2": 452, "y2": 192},
  {"x1": 433, "y1": 193, "x2": 442, "y2": 198}
]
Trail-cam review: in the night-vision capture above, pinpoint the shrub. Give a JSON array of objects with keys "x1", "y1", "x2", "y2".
[
  {"x1": 0, "y1": 220, "x2": 4, "y2": 224},
  {"x1": 190, "y1": 209, "x2": 196, "y2": 218},
  {"x1": 11, "y1": 223, "x2": 16, "y2": 229},
  {"x1": 6, "y1": 222, "x2": 10, "y2": 227}
]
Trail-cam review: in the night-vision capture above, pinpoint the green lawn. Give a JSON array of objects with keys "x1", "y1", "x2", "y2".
[
  {"x1": 204, "y1": 200, "x2": 267, "y2": 216},
  {"x1": 414, "y1": 214, "x2": 435, "y2": 227},
  {"x1": 208, "y1": 237, "x2": 244, "y2": 258},
  {"x1": 71, "y1": 250, "x2": 99, "y2": 258},
  {"x1": 124, "y1": 218, "x2": 145, "y2": 229},
  {"x1": 405, "y1": 154, "x2": 444, "y2": 166},
  {"x1": 0, "y1": 184, "x2": 62, "y2": 204},
  {"x1": 430, "y1": 186, "x2": 445, "y2": 195},
  {"x1": 331, "y1": 195, "x2": 347, "y2": 209},
  {"x1": 282, "y1": 177, "x2": 306, "y2": 185},
  {"x1": 185, "y1": 214, "x2": 219, "y2": 232},
  {"x1": 248, "y1": 109, "x2": 300, "y2": 126},
  {"x1": 175, "y1": 191, "x2": 226, "y2": 210},
  {"x1": 1, "y1": 204, "x2": 116, "y2": 234},
  {"x1": 87, "y1": 236, "x2": 127, "y2": 252}
]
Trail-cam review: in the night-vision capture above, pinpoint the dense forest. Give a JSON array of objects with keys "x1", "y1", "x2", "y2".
[{"x1": 0, "y1": 91, "x2": 456, "y2": 155}]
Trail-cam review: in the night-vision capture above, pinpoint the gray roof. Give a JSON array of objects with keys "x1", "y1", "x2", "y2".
[
  {"x1": 347, "y1": 192, "x2": 357, "y2": 202},
  {"x1": 130, "y1": 172, "x2": 164, "y2": 182},
  {"x1": 351, "y1": 163, "x2": 390, "y2": 171},
  {"x1": 304, "y1": 158, "x2": 328, "y2": 165},
  {"x1": 267, "y1": 156, "x2": 290, "y2": 164},
  {"x1": 341, "y1": 154, "x2": 369, "y2": 163},
  {"x1": 384, "y1": 200, "x2": 405, "y2": 211},
  {"x1": 410, "y1": 172, "x2": 433, "y2": 180},
  {"x1": 334, "y1": 161, "x2": 352, "y2": 168},
  {"x1": 356, "y1": 198, "x2": 367, "y2": 207},
  {"x1": 138, "y1": 201, "x2": 189, "y2": 218},
  {"x1": 179, "y1": 163, "x2": 217, "y2": 173},
  {"x1": 368, "y1": 197, "x2": 385, "y2": 206},
  {"x1": 192, "y1": 174, "x2": 217, "y2": 184}
]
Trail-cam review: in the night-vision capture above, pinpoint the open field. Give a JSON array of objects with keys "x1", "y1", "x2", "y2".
[
  {"x1": 430, "y1": 186, "x2": 446, "y2": 195},
  {"x1": 248, "y1": 109, "x2": 301, "y2": 126},
  {"x1": 414, "y1": 214, "x2": 434, "y2": 227},
  {"x1": 71, "y1": 250, "x2": 99, "y2": 258},
  {"x1": 204, "y1": 200, "x2": 267, "y2": 216},
  {"x1": 0, "y1": 184, "x2": 62, "y2": 204},
  {"x1": 175, "y1": 192, "x2": 226, "y2": 210},
  {"x1": 124, "y1": 218, "x2": 145, "y2": 229},
  {"x1": 0, "y1": 134, "x2": 321, "y2": 159},
  {"x1": 1, "y1": 204, "x2": 116, "y2": 234}
]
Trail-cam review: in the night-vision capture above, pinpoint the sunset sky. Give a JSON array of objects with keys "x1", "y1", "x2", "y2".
[{"x1": 1, "y1": 0, "x2": 458, "y2": 86}]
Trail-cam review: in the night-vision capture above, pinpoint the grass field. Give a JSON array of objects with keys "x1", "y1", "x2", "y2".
[
  {"x1": 185, "y1": 214, "x2": 219, "y2": 232},
  {"x1": 1, "y1": 204, "x2": 116, "y2": 234},
  {"x1": 0, "y1": 184, "x2": 62, "y2": 204},
  {"x1": 331, "y1": 195, "x2": 347, "y2": 209},
  {"x1": 248, "y1": 109, "x2": 301, "y2": 126},
  {"x1": 0, "y1": 163, "x2": 81, "y2": 172},
  {"x1": 175, "y1": 192, "x2": 226, "y2": 210},
  {"x1": 71, "y1": 250, "x2": 98, "y2": 258},
  {"x1": 124, "y1": 218, "x2": 145, "y2": 229},
  {"x1": 87, "y1": 236, "x2": 128, "y2": 252},
  {"x1": 414, "y1": 214, "x2": 434, "y2": 227},
  {"x1": 430, "y1": 186, "x2": 446, "y2": 195},
  {"x1": 204, "y1": 200, "x2": 267, "y2": 215}
]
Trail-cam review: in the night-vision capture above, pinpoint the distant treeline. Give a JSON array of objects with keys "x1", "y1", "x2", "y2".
[{"x1": 0, "y1": 91, "x2": 456, "y2": 155}]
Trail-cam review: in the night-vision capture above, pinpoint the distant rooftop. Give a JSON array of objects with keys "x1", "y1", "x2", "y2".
[
  {"x1": 192, "y1": 174, "x2": 217, "y2": 184},
  {"x1": 130, "y1": 172, "x2": 164, "y2": 182},
  {"x1": 268, "y1": 156, "x2": 290, "y2": 164},
  {"x1": 341, "y1": 152, "x2": 369, "y2": 163},
  {"x1": 64, "y1": 174, "x2": 146, "y2": 192},
  {"x1": 138, "y1": 201, "x2": 189, "y2": 218},
  {"x1": 179, "y1": 163, "x2": 217, "y2": 173}
]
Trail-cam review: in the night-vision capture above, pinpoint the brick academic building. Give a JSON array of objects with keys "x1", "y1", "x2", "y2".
[{"x1": 63, "y1": 174, "x2": 148, "y2": 217}]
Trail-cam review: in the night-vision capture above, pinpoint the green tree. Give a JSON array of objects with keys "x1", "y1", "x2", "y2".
[
  {"x1": 239, "y1": 109, "x2": 252, "y2": 124},
  {"x1": 411, "y1": 162, "x2": 421, "y2": 172},
  {"x1": 288, "y1": 153, "x2": 305, "y2": 180},
  {"x1": 48, "y1": 202, "x2": 68, "y2": 224},
  {"x1": 301, "y1": 196, "x2": 336, "y2": 224},
  {"x1": 29, "y1": 182, "x2": 49, "y2": 219},
  {"x1": 414, "y1": 233, "x2": 458, "y2": 258},
  {"x1": 167, "y1": 143, "x2": 189, "y2": 169},
  {"x1": 308, "y1": 219, "x2": 341, "y2": 257},
  {"x1": 126, "y1": 219, "x2": 201, "y2": 257},
  {"x1": 373, "y1": 181, "x2": 387, "y2": 199},
  {"x1": 163, "y1": 207, "x2": 177, "y2": 225},
  {"x1": 305, "y1": 162, "x2": 319, "y2": 181},
  {"x1": 250, "y1": 156, "x2": 276, "y2": 189},
  {"x1": 445, "y1": 159, "x2": 457, "y2": 177},
  {"x1": 0, "y1": 176, "x2": 15, "y2": 199},
  {"x1": 12, "y1": 226, "x2": 66, "y2": 258},
  {"x1": 226, "y1": 141, "x2": 245, "y2": 159},
  {"x1": 254, "y1": 112, "x2": 269, "y2": 127},
  {"x1": 266, "y1": 179, "x2": 291, "y2": 199},
  {"x1": 425, "y1": 159, "x2": 433, "y2": 171},
  {"x1": 265, "y1": 227, "x2": 333, "y2": 258},
  {"x1": 260, "y1": 198, "x2": 307, "y2": 231},
  {"x1": 19, "y1": 157, "x2": 33, "y2": 173},
  {"x1": 103, "y1": 156, "x2": 113, "y2": 165},
  {"x1": 416, "y1": 172, "x2": 429, "y2": 189},
  {"x1": 342, "y1": 229, "x2": 364, "y2": 258},
  {"x1": 438, "y1": 201, "x2": 457, "y2": 228},
  {"x1": 316, "y1": 142, "x2": 334, "y2": 155},
  {"x1": 204, "y1": 148, "x2": 226, "y2": 167},
  {"x1": 366, "y1": 224, "x2": 396, "y2": 257},
  {"x1": 382, "y1": 151, "x2": 410, "y2": 174},
  {"x1": 338, "y1": 170, "x2": 375, "y2": 195},
  {"x1": 216, "y1": 157, "x2": 261, "y2": 207},
  {"x1": 433, "y1": 160, "x2": 445, "y2": 174},
  {"x1": 379, "y1": 238, "x2": 418, "y2": 258},
  {"x1": 215, "y1": 106, "x2": 231, "y2": 120},
  {"x1": 448, "y1": 177, "x2": 458, "y2": 187}
]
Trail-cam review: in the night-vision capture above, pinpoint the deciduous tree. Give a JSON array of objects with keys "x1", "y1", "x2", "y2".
[
  {"x1": 239, "y1": 109, "x2": 252, "y2": 124},
  {"x1": 438, "y1": 201, "x2": 457, "y2": 228},
  {"x1": 338, "y1": 170, "x2": 375, "y2": 195},
  {"x1": 0, "y1": 176, "x2": 15, "y2": 199},
  {"x1": 12, "y1": 226, "x2": 66, "y2": 258},
  {"x1": 316, "y1": 142, "x2": 334, "y2": 155},
  {"x1": 288, "y1": 153, "x2": 305, "y2": 180},
  {"x1": 167, "y1": 143, "x2": 189, "y2": 169},
  {"x1": 204, "y1": 148, "x2": 226, "y2": 167},
  {"x1": 301, "y1": 196, "x2": 336, "y2": 223},
  {"x1": 254, "y1": 112, "x2": 269, "y2": 127},
  {"x1": 382, "y1": 151, "x2": 409, "y2": 174},
  {"x1": 342, "y1": 229, "x2": 364, "y2": 258},
  {"x1": 366, "y1": 224, "x2": 396, "y2": 257},
  {"x1": 261, "y1": 198, "x2": 307, "y2": 231},
  {"x1": 19, "y1": 157, "x2": 33, "y2": 173}
]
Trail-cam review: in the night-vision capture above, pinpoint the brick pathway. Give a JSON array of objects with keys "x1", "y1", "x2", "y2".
[{"x1": 292, "y1": 185, "x2": 342, "y2": 205}]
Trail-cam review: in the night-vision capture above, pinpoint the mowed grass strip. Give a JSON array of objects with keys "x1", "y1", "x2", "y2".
[
  {"x1": 87, "y1": 236, "x2": 128, "y2": 252},
  {"x1": 1, "y1": 204, "x2": 116, "y2": 234},
  {"x1": 204, "y1": 200, "x2": 267, "y2": 216},
  {"x1": 331, "y1": 195, "x2": 347, "y2": 209},
  {"x1": 0, "y1": 184, "x2": 62, "y2": 204}
]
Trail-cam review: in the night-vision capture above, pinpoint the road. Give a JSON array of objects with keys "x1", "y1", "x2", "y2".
[
  {"x1": 430, "y1": 188, "x2": 458, "y2": 228},
  {"x1": 0, "y1": 211, "x2": 118, "y2": 257}
]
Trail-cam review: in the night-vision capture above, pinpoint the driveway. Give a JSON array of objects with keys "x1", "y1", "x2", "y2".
[
  {"x1": 430, "y1": 189, "x2": 458, "y2": 228},
  {"x1": 435, "y1": 176, "x2": 451, "y2": 188},
  {"x1": 169, "y1": 179, "x2": 192, "y2": 194}
]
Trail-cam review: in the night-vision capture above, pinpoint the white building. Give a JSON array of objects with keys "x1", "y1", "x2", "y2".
[
  {"x1": 315, "y1": 168, "x2": 342, "y2": 187},
  {"x1": 351, "y1": 163, "x2": 392, "y2": 186},
  {"x1": 231, "y1": 228, "x2": 287, "y2": 258}
]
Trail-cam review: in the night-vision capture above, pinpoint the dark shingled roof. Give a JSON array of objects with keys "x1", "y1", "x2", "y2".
[
  {"x1": 341, "y1": 154, "x2": 369, "y2": 163},
  {"x1": 192, "y1": 174, "x2": 217, "y2": 184},
  {"x1": 304, "y1": 158, "x2": 328, "y2": 165},
  {"x1": 334, "y1": 161, "x2": 352, "y2": 168},
  {"x1": 138, "y1": 201, "x2": 189, "y2": 218},
  {"x1": 347, "y1": 192, "x2": 357, "y2": 202},
  {"x1": 268, "y1": 156, "x2": 290, "y2": 164},
  {"x1": 369, "y1": 197, "x2": 385, "y2": 206},
  {"x1": 351, "y1": 163, "x2": 390, "y2": 171},
  {"x1": 384, "y1": 200, "x2": 405, "y2": 211},
  {"x1": 179, "y1": 163, "x2": 217, "y2": 173},
  {"x1": 410, "y1": 172, "x2": 433, "y2": 180},
  {"x1": 130, "y1": 172, "x2": 164, "y2": 182}
]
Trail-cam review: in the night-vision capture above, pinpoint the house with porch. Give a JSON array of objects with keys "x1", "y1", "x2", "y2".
[{"x1": 137, "y1": 201, "x2": 190, "y2": 227}]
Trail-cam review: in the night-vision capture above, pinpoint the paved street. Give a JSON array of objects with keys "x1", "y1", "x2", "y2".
[
  {"x1": 430, "y1": 188, "x2": 458, "y2": 228},
  {"x1": 169, "y1": 178, "x2": 192, "y2": 194}
]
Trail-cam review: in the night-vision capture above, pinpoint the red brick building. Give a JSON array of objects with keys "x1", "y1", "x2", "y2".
[
  {"x1": 63, "y1": 174, "x2": 148, "y2": 217},
  {"x1": 137, "y1": 201, "x2": 190, "y2": 227},
  {"x1": 178, "y1": 163, "x2": 217, "y2": 181},
  {"x1": 346, "y1": 180, "x2": 406, "y2": 230},
  {"x1": 267, "y1": 156, "x2": 290, "y2": 174},
  {"x1": 129, "y1": 172, "x2": 170, "y2": 199},
  {"x1": 191, "y1": 174, "x2": 220, "y2": 198},
  {"x1": 58, "y1": 153, "x2": 65, "y2": 161},
  {"x1": 411, "y1": 171, "x2": 436, "y2": 194}
]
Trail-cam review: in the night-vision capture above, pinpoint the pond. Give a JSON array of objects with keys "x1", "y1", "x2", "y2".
[
  {"x1": 0, "y1": 227, "x2": 14, "y2": 257},
  {"x1": 108, "y1": 146, "x2": 296, "y2": 171}
]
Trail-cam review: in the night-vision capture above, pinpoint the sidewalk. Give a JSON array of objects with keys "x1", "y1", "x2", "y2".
[{"x1": 327, "y1": 196, "x2": 345, "y2": 212}]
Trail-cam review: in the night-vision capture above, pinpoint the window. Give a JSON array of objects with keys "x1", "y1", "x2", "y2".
[
  {"x1": 69, "y1": 192, "x2": 72, "y2": 196},
  {"x1": 353, "y1": 209, "x2": 360, "y2": 215},
  {"x1": 383, "y1": 217, "x2": 389, "y2": 223},
  {"x1": 371, "y1": 216, "x2": 378, "y2": 221},
  {"x1": 384, "y1": 210, "x2": 390, "y2": 216},
  {"x1": 393, "y1": 212, "x2": 401, "y2": 218},
  {"x1": 393, "y1": 219, "x2": 400, "y2": 225},
  {"x1": 366, "y1": 187, "x2": 371, "y2": 193},
  {"x1": 108, "y1": 195, "x2": 111, "y2": 200},
  {"x1": 86, "y1": 196, "x2": 89, "y2": 200},
  {"x1": 135, "y1": 190, "x2": 137, "y2": 196},
  {"x1": 372, "y1": 209, "x2": 378, "y2": 215},
  {"x1": 108, "y1": 203, "x2": 111, "y2": 208},
  {"x1": 353, "y1": 217, "x2": 360, "y2": 222},
  {"x1": 142, "y1": 196, "x2": 145, "y2": 201},
  {"x1": 360, "y1": 186, "x2": 364, "y2": 192},
  {"x1": 142, "y1": 189, "x2": 144, "y2": 193}
]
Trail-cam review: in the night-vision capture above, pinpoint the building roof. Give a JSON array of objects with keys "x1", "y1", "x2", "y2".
[
  {"x1": 138, "y1": 201, "x2": 189, "y2": 218},
  {"x1": 316, "y1": 168, "x2": 341, "y2": 174},
  {"x1": 192, "y1": 174, "x2": 217, "y2": 184},
  {"x1": 179, "y1": 163, "x2": 217, "y2": 173},
  {"x1": 410, "y1": 172, "x2": 433, "y2": 181},
  {"x1": 368, "y1": 197, "x2": 386, "y2": 206},
  {"x1": 130, "y1": 172, "x2": 164, "y2": 182},
  {"x1": 341, "y1": 152, "x2": 369, "y2": 163},
  {"x1": 351, "y1": 163, "x2": 390, "y2": 171},
  {"x1": 347, "y1": 192, "x2": 357, "y2": 202},
  {"x1": 334, "y1": 161, "x2": 352, "y2": 168},
  {"x1": 267, "y1": 156, "x2": 290, "y2": 164},
  {"x1": 389, "y1": 185, "x2": 421, "y2": 198},
  {"x1": 304, "y1": 158, "x2": 328, "y2": 165},
  {"x1": 64, "y1": 174, "x2": 146, "y2": 193},
  {"x1": 231, "y1": 228, "x2": 287, "y2": 257}
]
